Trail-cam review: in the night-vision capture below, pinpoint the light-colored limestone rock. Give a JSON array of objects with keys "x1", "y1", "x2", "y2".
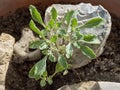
[
  {"x1": 0, "y1": 33, "x2": 15, "y2": 89},
  {"x1": 0, "y1": 33, "x2": 15, "y2": 64},
  {"x1": 13, "y1": 28, "x2": 41, "y2": 63},
  {"x1": 45, "y1": 3, "x2": 111, "y2": 68}
]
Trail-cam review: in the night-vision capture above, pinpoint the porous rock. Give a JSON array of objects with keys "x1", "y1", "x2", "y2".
[
  {"x1": 0, "y1": 33, "x2": 15, "y2": 88},
  {"x1": 45, "y1": 3, "x2": 111, "y2": 68},
  {"x1": 13, "y1": 28, "x2": 41, "y2": 63},
  {"x1": 0, "y1": 33, "x2": 15, "y2": 64}
]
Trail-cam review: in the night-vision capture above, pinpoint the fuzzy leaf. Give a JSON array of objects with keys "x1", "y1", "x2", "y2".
[
  {"x1": 29, "y1": 5, "x2": 45, "y2": 27},
  {"x1": 51, "y1": 7, "x2": 57, "y2": 20},
  {"x1": 66, "y1": 43, "x2": 73, "y2": 58},
  {"x1": 29, "y1": 56, "x2": 47, "y2": 79},
  {"x1": 55, "y1": 63, "x2": 65, "y2": 73},
  {"x1": 64, "y1": 10, "x2": 74, "y2": 25},
  {"x1": 40, "y1": 79, "x2": 46, "y2": 87},
  {"x1": 49, "y1": 53, "x2": 56, "y2": 62},
  {"x1": 79, "y1": 44, "x2": 96, "y2": 59},
  {"x1": 58, "y1": 55, "x2": 68, "y2": 69},
  {"x1": 48, "y1": 19, "x2": 55, "y2": 29},
  {"x1": 47, "y1": 77, "x2": 53, "y2": 85},
  {"x1": 71, "y1": 18, "x2": 78, "y2": 28},
  {"x1": 57, "y1": 29, "x2": 66, "y2": 37},
  {"x1": 80, "y1": 17, "x2": 104, "y2": 28},
  {"x1": 50, "y1": 35, "x2": 58, "y2": 43},
  {"x1": 29, "y1": 20, "x2": 42, "y2": 35}
]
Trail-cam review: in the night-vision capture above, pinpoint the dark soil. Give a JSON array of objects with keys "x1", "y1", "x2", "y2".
[{"x1": 0, "y1": 6, "x2": 120, "y2": 90}]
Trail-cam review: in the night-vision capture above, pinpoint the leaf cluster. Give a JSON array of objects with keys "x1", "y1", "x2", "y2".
[{"x1": 28, "y1": 5, "x2": 104, "y2": 87}]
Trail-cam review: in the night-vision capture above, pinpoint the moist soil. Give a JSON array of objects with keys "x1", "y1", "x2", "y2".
[{"x1": 0, "y1": 7, "x2": 120, "y2": 90}]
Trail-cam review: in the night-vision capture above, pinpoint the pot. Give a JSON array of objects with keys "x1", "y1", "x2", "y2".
[{"x1": 0, "y1": 0, "x2": 120, "y2": 17}]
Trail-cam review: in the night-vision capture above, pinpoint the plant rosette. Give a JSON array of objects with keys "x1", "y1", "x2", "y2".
[{"x1": 28, "y1": 5, "x2": 104, "y2": 87}]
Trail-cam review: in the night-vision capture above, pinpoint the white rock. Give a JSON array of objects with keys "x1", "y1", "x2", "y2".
[
  {"x1": 0, "y1": 33, "x2": 15, "y2": 87},
  {"x1": 45, "y1": 3, "x2": 111, "y2": 68},
  {"x1": 0, "y1": 33, "x2": 15, "y2": 64},
  {"x1": 57, "y1": 81, "x2": 100, "y2": 90},
  {"x1": 13, "y1": 28, "x2": 41, "y2": 63},
  {"x1": 98, "y1": 82, "x2": 120, "y2": 90},
  {"x1": 0, "y1": 85, "x2": 5, "y2": 90}
]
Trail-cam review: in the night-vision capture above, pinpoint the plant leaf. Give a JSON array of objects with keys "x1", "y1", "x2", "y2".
[
  {"x1": 29, "y1": 20, "x2": 42, "y2": 35},
  {"x1": 79, "y1": 17, "x2": 104, "y2": 28},
  {"x1": 29, "y1": 40, "x2": 43, "y2": 49},
  {"x1": 79, "y1": 44, "x2": 96, "y2": 59},
  {"x1": 49, "y1": 53, "x2": 56, "y2": 62},
  {"x1": 58, "y1": 55, "x2": 68, "y2": 69},
  {"x1": 57, "y1": 29, "x2": 66, "y2": 37},
  {"x1": 55, "y1": 62, "x2": 65, "y2": 73},
  {"x1": 39, "y1": 42, "x2": 48, "y2": 50},
  {"x1": 71, "y1": 18, "x2": 78, "y2": 28},
  {"x1": 48, "y1": 19, "x2": 55, "y2": 29},
  {"x1": 29, "y1": 5, "x2": 45, "y2": 27},
  {"x1": 50, "y1": 35, "x2": 58, "y2": 43},
  {"x1": 66, "y1": 43, "x2": 73, "y2": 58},
  {"x1": 64, "y1": 10, "x2": 74, "y2": 25},
  {"x1": 29, "y1": 56, "x2": 47, "y2": 79},
  {"x1": 47, "y1": 77, "x2": 53, "y2": 85},
  {"x1": 73, "y1": 31, "x2": 83, "y2": 40},
  {"x1": 51, "y1": 7, "x2": 57, "y2": 20},
  {"x1": 40, "y1": 79, "x2": 46, "y2": 87}
]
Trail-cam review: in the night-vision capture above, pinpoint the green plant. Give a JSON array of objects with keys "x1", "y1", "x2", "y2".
[{"x1": 28, "y1": 5, "x2": 104, "y2": 87}]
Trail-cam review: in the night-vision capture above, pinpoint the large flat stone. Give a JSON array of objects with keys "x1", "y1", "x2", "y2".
[
  {"x1": 98, "y1": 82, "x2": 120, "y2": 90},
  {"x1": 45, "y1": 3, "x2": 111, "y2": 68},
  {"x1": 57, "y1": 81, "x2": 100, "y2": 90}
]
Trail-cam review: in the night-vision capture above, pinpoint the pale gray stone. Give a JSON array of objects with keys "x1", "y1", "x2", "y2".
[
  {"x1": 98, "y1": 82, "x2": 120, "y2": 90},
  {"x1": 45, "y1": 3, "x2": 111, "y2": 68},
  {"x1": 13, "y1": 28, "x2": 41, "y2": 63},
  {"x1": 0, "y1": 33, "x2": 15, "y2": 88},
  {"x1": 57, "y1": 81, "x2": 100, "y2": 90}
]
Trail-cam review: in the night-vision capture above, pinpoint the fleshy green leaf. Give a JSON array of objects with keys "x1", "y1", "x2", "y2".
[
  {"x1": 29, "y1": 56, "x2": 47, "y2": 79},
  {"x1": 29, "y1": 5, "x2": 45, "y2": 27},
  {"x1": 58, "y1": 55, "x2": 68, "y2": 69},
  {"x1": 29, "y1": 20, "x2": 42, "y2": 35},
  {"x1": 51, "y1": 7, "x2": 57, "y2": 20},
  {"x1": 79, "y1": 17, "x2": 104, "y2": 28},
  {"x1": 48, "y1": 19, "x2": 55, "y2": 29},
  {"x1": 73, "y1": 31, "x2": 83, "y2": 40},
  {"x1": 71, "y1": 18, "x2": 78, "y2": 28},
  {"x1": 29, "y1": 40, "x2": 43, "y2": 49},
  {"x1": 50, "y1": 35, "x2": 58, "y2": 43},
  {"x1": 39, "y1": 42, "x2": 48, "y2": 50},
  {"x1": 66, "y1": 43, "x2": 73, "y2": 59},
  {"x1": 55, "y1": 63, "x2": 65, "y2": 73},
  {"x1": 57, "y1": 29, "x2": 66, "y2": 37},
  {"x1": 40, "y1": 79, "x2": 46, "y2": 87},
  {"x1": 73, "y1": 42, "x2": 80, "y2": 49},
  {"x1": 64, "y1": 10, "x2": 74, "y2": 25},
  {"x1": 79, "y1": 44, "x2": 96, "y2": 59},
  {"x1": 49, "y1": 53, "x2": 56, "y2": 62},
  {"x1": 79, "y1": 34, "x2": 100, "y2": 44},
  {"x1": 47, "y1": 77, "x2": 53, "y2": 85}
]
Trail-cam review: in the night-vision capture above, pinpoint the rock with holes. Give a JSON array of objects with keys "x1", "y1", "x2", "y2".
[
  {"x1": 13, "y1": 28, "x2": 41, "y2": 63},
  {"x1": 45, "y1": 3, "x2": 111, "y2": 68},
  {"x1": 0, "y1": 33, "x2": 15, "y2": 88}
]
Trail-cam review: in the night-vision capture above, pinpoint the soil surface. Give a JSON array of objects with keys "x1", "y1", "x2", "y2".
[{"x1": 0, "y1": 7, "x2": 120, "y2": 90}]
